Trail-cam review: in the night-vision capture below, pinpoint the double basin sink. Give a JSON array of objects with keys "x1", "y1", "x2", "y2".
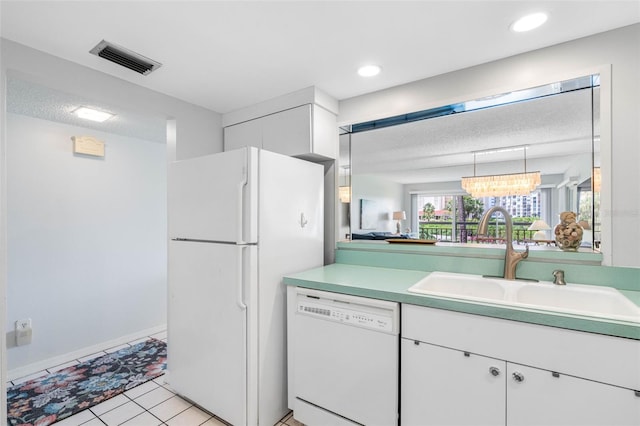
[{"x1": 408, "y1": 271, "x2": 640, "y2": 323}]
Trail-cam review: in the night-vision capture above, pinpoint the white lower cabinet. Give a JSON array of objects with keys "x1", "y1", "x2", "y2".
[
  {"x1": 401, "y1": 304, "x2": 640, "y2": 426},
  {"x1": 401, "y1": 339, "x2": 505, "y2": 426},
  {"x1": 507, "y1": 363, "x2": 640, "y2": 426}
]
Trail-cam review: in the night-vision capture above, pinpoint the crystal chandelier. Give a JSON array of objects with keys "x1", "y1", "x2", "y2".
[{"x1": 461, "y1": 147, "x2": 541, "y2": 197}]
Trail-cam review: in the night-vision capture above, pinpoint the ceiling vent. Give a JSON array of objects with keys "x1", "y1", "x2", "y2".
[{"x1": 90, "y1": 40, "x2": 162, "y2": 75}]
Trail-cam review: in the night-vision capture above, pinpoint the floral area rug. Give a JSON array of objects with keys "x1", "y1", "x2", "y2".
[{"x1": 7, "y1": 338, "x2": 166, "y2": 426}]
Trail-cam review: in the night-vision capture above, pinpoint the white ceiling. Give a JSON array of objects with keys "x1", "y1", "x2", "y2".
[
  {"x1": 6, "y1": 77, "x2": 168, "y2": 142},
  {"x1": 0, "y1": 0, "x2": 633, "y2": 182},
  {"x1": 1, "y1": 0, "x2": 639, "y2": 114},
  {"x1": 351, "y1": 86, "x2": 598, "y2": 184}
]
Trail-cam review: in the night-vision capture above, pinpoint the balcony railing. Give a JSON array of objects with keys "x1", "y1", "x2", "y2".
[{"x1": 419, "y1": 220, "x2": 539, "y2": 244}]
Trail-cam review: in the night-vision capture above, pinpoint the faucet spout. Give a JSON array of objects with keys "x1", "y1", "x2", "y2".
[{"x1": 477, "y1": 206, "x2": 529, "y2": 280}]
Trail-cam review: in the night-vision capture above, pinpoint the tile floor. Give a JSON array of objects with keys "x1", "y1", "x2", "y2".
[{"x1": 6, "y1": 331, "x2": 302, "y2": 426}]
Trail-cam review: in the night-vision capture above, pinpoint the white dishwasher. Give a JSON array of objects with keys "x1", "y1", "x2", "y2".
[{"x1": 287, "y1": 287, "x2": 399, "y2": 426}]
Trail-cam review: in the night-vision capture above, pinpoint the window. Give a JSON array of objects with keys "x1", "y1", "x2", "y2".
[{"x1": 414, "y1": 191, "x2": 546, "y2": 243}]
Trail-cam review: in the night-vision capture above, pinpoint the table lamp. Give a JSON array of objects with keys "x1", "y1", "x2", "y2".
[
  {"x1": 393, "y1": 211, "x2": 406, "y2": 234},
  {"x1": 528, "y1": 219, "x2": 551, "y2": 240}
]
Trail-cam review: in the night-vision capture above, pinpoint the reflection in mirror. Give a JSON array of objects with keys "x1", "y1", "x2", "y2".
[
  {"x1": 338, "y1": 131, "x2": 352, "y2": 240},
  {"x1": 341, "y1": 75, "x2": 600, "y2": 252}
]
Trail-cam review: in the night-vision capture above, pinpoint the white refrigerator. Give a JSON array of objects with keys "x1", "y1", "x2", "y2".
[{"x1": 167, "y1": 147, "x2": 324, "y2": 426}]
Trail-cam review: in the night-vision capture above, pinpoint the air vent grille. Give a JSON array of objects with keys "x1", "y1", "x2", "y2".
[{"x1": 90, "y1": 40, "x2": 162, "y2": 75}]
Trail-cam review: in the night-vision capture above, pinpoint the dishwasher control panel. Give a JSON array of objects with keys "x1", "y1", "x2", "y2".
[{"x1": 296, "y1": 294, "x2": 397, "y2": 333}]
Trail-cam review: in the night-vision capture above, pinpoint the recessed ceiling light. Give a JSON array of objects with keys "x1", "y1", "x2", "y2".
[
  {"x1": 358, "y1": 65, "x2": 382, "y2": 77},
  {"x1": 72, "y1": 106, "x2": 115, "y2": 123},
  {"x1": 511, "y1": 12, "x2": 548, "y2": 32}
]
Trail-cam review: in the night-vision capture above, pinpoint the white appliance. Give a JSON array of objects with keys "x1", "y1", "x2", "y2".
[
  {"x1": 167, "y1": 147, "x2": 324, "y2": 426},
  {"x1": 288, "y1": 287, "x2": 400, "y2": 426}
]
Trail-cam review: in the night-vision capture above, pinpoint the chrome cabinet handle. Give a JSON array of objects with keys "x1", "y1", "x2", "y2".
[
  {"x1": 512, "y1": 371, "x2": 525, "y2": 382},
  {"x1": 489, "y1": 366, "x2": 501, "y2": 377}
]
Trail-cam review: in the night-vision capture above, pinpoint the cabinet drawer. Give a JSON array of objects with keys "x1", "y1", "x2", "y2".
[{"x1": 402, "y1": 304, "x2": 640, "y2": 390}]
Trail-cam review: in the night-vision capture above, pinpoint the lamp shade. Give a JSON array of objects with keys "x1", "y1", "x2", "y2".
[
  {"x1": 593, "y1": 167, "x2": 601, "y2": 192},
  {"x1": 338, "y1": 186, "x2": 351, "y2": 203},
  {"x1": 528, "y1": 220, "x2": 550, "y2": 231},
  {"x1": 528, "y1": 219, "x2": 551, "y2": 241},
  {"x1": 578, "y1": 220, "x2": 591, "y2": 230},
  {"x1": 393, "y1": 211, "x2": 406, "y2": 221}
]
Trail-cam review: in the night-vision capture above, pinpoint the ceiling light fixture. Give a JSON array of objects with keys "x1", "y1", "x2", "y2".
[
  {"x1": 462, "y1": 172, "x2": 541, "y2": 198},
  {"x1": 339, "y1": 165, "x2": 351, "y2": 203},
  {"x1": 511, "y1": 12, "x2": 548, "y2": 32},
  {"x1": 593, "y1": 167, "x2": 601, "y2": 192},
  {"x1": 461, "y1": 146, "x2": 541, "y2": 197},
  {"x1": 73, "y1": 106, "x2": 115, "y2": 123},
  {"x1": 339, "y1": 186, "x2": 351, "y2": 204},
  {"x1": 358, "y1": 65, "x2": 382, "y2": 77}
]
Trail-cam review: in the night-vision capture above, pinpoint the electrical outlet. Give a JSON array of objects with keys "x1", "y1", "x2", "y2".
[{"x1": 15, "y1": 318, "x2": 33, "y2": 346}]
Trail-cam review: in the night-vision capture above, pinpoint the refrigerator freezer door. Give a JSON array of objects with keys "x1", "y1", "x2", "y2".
[
  {"x1": 167, "y1": 240, "x2": 257, "y2": 426},
  {"x1": 169, "y1": 147, "x2": 258, "y2": 243}
]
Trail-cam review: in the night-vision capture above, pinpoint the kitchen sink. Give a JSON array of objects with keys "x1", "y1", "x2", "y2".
[
  {"x1": 408, "y1": 272, "x2": 506, "y2": 301},
  {"x1": 514, "y1": 283, "x2": 640, "y2": 320},
  {"x1": 408, "y1": 271, "x2": 640, "y2": 323}
]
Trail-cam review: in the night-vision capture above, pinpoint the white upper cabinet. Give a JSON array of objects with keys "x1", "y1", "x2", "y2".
[
  {"x1": 261, "y1": 105, "x2": 312, "y2": 156},
  {"x1": 224, "y1": 116, "x2": 262, "y2": 151},
  {"x1": 222, "y1": 86, "x2": 338, "y2": 160},
  {"x1": 224, "y1": 104, "x2": 337, "y2": 160}
]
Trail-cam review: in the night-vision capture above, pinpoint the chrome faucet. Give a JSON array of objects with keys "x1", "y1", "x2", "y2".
[
  {"x1": 552, "y1": 270, "x2": 566, "y2": 285},
  {"x1": 478, "y1": 206, "x2": 529, "y2": 280}
]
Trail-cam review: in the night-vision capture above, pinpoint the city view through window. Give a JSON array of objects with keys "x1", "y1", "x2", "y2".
[
  {"x1": 346, "y1": 74, "x2": 600, "y2": 249},
  {"x1": 417, "y1": 192, "x2": 547, "y2": 243}
]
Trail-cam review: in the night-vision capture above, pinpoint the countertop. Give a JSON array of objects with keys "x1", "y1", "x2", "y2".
[{"x1": 283, "y1": 263, "x2": 640, "y2": 340}]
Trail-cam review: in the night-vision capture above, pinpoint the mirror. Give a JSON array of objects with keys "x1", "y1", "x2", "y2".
[{"x1": 340, "y1": 75, "x2": 600, "y2": 251}]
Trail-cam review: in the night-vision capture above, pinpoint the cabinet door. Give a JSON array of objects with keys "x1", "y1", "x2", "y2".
[
  {"x1": 311, "y1": 105, "x2": 338, "y2": 159},
  {"x1": 507, "y1": 363, "x2": 640, "y2": 426},
  {"x1": 401, "y1": 338, "x2": 506, "y2": 426},
  {"x1": 262, "y1": 104, "x2": 312, "y2": 156},
  {"x1": 224, "y1": 118, "x2": 262, "y2": 151}
]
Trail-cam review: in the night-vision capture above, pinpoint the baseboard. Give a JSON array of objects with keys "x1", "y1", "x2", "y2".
[{"x1": 7, "y1": 324, "x2": 166, "y2": 382}]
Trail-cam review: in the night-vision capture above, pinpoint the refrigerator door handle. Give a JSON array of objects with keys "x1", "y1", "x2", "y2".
[
  {"x1": 236, "y1": 149, "x2": 249, "y2": 245},
  {"x1": 237, "y1": 246, "x2": 248, "y2": 310},
  {"x1": 237, "y1": 181, "x2": 246, "y2": 245}
]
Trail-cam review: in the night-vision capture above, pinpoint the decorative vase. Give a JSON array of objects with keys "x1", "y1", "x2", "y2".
[{"x1": 554, "y1": 211, "x2": 583, "y2": 251}]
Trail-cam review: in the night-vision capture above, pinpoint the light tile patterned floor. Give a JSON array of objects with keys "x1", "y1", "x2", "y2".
[{"x1": 6, "y1": 331, "x2": 301, "y2": 426}]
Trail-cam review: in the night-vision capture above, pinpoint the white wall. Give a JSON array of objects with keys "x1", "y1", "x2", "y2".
[
  {"x1": 351, "y1": 175, "x2": 404, "y2": 233},
  {"x1": 0, "y1": 39, "x2": 224, "y2": 412},
  {"x1": 0, "y1": 39, "x2": 223, "y2": 161},
  {"x1": 6, "y1": 114, "x2": 167, "y2": 371},
  {"x1": 339, "y1": 24, "x2": 640, "y2": 268}
]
